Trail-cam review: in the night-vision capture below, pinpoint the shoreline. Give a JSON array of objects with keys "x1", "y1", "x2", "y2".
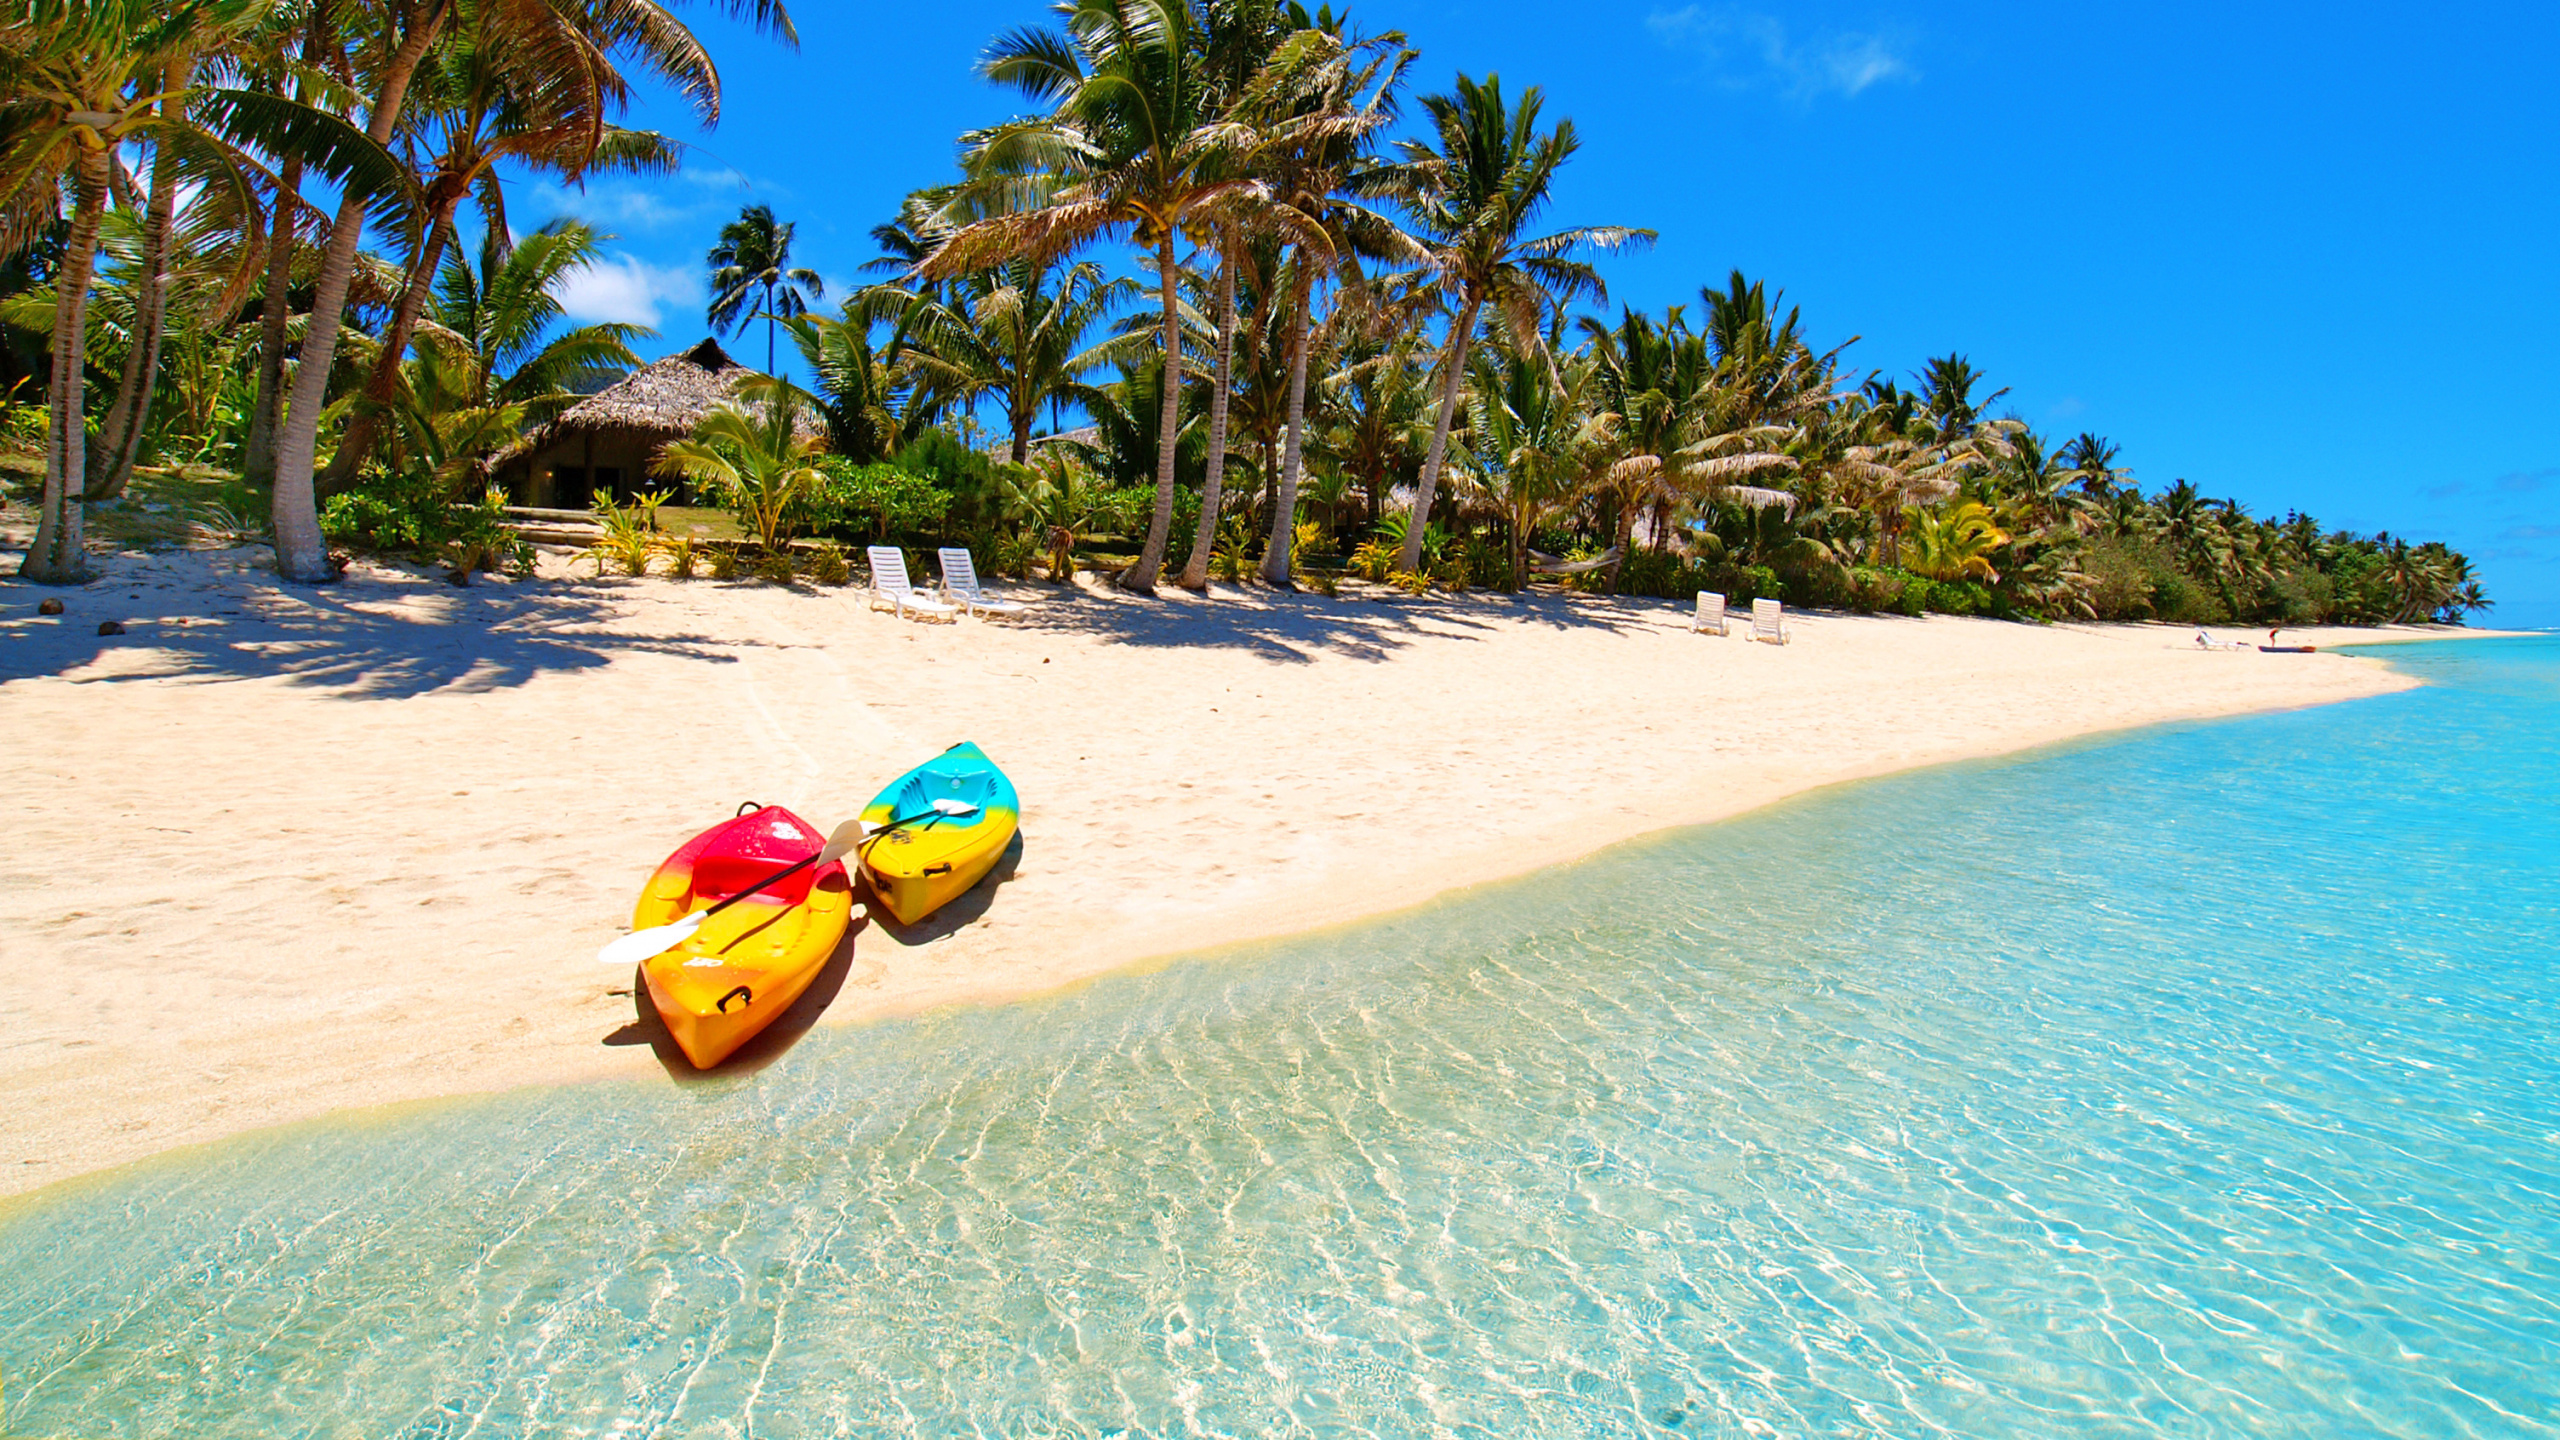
[{"x1": 0, "y1": 544, "x2": 2519, "y2": 1199}]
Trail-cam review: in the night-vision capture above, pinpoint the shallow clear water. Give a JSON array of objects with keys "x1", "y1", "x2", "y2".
[{"x1": 5, "y1": 639, "x2": 2557, "y2": 1439}]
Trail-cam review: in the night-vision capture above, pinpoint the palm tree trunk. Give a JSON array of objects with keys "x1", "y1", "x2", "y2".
[
  {"x1": 1121, "y1": 236, "x2": 1185, "y2": 592},
  {"x1": 765, "y1": 278, "x2": 776, "y2": 375},
  {"x1": 1177, "y1": 251, "x2": 1237, "y2": 590},
  {"x1": 90, "y1": 67, "x2": 188, "y2": 502},
  {"x1": 1400, "y1": 293, "x2": 1481, "y2": 575},
  {"x1": 241, "y1": 154, "x2": 304, "y2": 489},
  {"x1": 317, "y1": 186, "x2": 465, "y2": 498},
  {"x1": 1257, "y1": 265, "x2": 1316, "y2": 588},
  {"x1": 23, "y1": 149, "x2": 111, "y2": 583},
  {"x1": 269, "y1": 4, "x2": 447, "y2": 583},
  {"x1": 1602, "y1": 488, "x2": 1639, "y2": 595}
]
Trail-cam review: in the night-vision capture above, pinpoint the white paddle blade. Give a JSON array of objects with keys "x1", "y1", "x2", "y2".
[
  {"x1": 815, "y1": 816, "x2": 873, "y2": 865},
  {"x1": 596, "y1": 909, "x2": 705, "y2": 966},
  {"x1": 932, "y1": 799, "x2": 981, "y2": 815}
]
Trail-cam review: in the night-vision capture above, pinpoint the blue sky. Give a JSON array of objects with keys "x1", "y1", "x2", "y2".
[{"x1": 519, "y1": 0, "x2": 2560, "y2": 625}]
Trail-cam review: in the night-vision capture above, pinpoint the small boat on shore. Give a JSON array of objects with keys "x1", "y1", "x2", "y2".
[
  {"x1": 859, "y1": 742, "x2": 1020, "y2": 925},
  {"x1": 629, "y1": 804, "x2": 854, "y2": 1069}
]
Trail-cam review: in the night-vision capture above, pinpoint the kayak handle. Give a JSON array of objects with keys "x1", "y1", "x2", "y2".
[
  {"x1": 734, "y1": 800, "x2": 764, "y2": 817},
  {"x1": 924, "y1": 863, "x2": 952, "y2": 876},
  {"x1": 717, "y1": 985, "x2": 753, "y2": 1013}
]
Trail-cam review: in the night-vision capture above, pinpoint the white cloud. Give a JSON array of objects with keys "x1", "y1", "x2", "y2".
[
  {"x1": 1646, "y1": 7, "x2": 1918, "y2": 101},
  {"x1": 557, "y1": 253, "x2": 699, "y2": 329}
]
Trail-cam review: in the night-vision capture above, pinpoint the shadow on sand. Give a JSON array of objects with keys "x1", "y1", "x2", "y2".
[
  {"x1": 994, "y1": 579, "x2": 1660, "y2": 664},
  {"x1": 0, "y1": 556, "x2": 751, "y2": 697},
  {"x1": 859, "y1": 830, "x2": 1027, "y2": 944}
]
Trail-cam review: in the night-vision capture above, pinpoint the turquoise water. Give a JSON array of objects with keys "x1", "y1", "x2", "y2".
[{"x1": 5, "y1": 639, "x2": 2557, "y2": 1438}]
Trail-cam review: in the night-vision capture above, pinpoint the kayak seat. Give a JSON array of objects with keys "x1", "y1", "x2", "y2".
[
  {"x1": 693, "y1": 851, "x2": 817, "y2": 907},
  {"x1": 892, "y1": 770, "x2": 991, "y2": 826}
]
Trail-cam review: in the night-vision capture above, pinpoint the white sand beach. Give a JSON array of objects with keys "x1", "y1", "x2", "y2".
[{"x1": 0, "y1": 548, "x2": 2472, "y2": 1196}]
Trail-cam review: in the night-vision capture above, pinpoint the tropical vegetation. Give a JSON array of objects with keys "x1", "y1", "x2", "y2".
[{"x1": 0, "y1": 0, "x2": 2490, "y2": 626}]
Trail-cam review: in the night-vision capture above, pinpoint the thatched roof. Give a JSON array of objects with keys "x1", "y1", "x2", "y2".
[{"x1": 496, "y1": 338, "x2": 799, "y2": 464}]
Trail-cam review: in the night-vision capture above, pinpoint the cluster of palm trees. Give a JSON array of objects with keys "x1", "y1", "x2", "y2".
[
  {"x1": 773, "y1": 0, "x2": 2484, "y2": 623},
  {"x1": 2, "y1": 0, "x2": 2489, "y2": 624},
  {"x1": 1, "y1": 0, "x2": 793, "y2": 584}
]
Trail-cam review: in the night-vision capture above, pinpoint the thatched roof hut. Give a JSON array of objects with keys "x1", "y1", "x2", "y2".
[{"x1": 494, "y1": 337, "x2": 792, "y2": 508}]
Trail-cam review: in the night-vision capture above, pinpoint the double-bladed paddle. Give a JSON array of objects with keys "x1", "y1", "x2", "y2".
[{"x1": 596, "y1": 799, "x2": 979, "y2": 967}]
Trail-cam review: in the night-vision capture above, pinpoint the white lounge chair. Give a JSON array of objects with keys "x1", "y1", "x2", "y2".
[
  {"x1": 1751, "y1": 597, "x2": 1790, "y2": 645},
  {"x1": 937, "y1": 547, "x2": 1028, "y2": 618},
  {"x1": 1690, "y1": 590, "x2": 1729, "y2": 635},
  {"x1": 867, "y1": 546, "x2": 956, "y2": 621}
]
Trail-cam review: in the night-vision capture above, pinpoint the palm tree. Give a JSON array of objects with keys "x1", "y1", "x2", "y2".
[
  {"x1": 1461, "y1": 323, "x2": 1613, "y2": 590},
  {"x1": 1315, "y1": 327, "x2": 1432, "y2": 530},
  {"x1": 864, "y1": 255, "x2": 1139, "y2": 463},
  {"x1": 409, "y1": 219, "x2": 650, "y2": 428},
  {"x1": 1248, "y1": 19, "x2": 1414, "y2": 586},
  {"x1": 1904, "y1": 500, "x2": 2009, "y2": 583},
  {"x1": 927, "y1": 0, "x2": 1265, "y2": 591},
  {"x1": 651, "y1": 376, "x2": 825, "y2": 550},
  {"x1": 1373, "y1": 73, "x2": 1650, "y2": 575},
  {"x1": 707, "y1": 201, "x2": 823, "y2": 376},
  {"x1": 784, "y1": 309, "x2": 926, "y2": 464}
]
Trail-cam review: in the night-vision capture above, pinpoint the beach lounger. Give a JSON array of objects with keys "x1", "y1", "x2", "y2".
[
  {"x1": 937, "y1": 547, "x2": 1028, "y2": 618},
  {"x1": 1690, "y1": 591, "x2": 1729, "y2": 635},
  {"x1": 867, "y1": 546, "x2": 957, "y2": 621},
  {"x1": 2194, "y1": 628, "x2": 2246, "y2": 651},
  {"x1": 1751, "y1": 597, "x2": 1790, "y2": 645}
]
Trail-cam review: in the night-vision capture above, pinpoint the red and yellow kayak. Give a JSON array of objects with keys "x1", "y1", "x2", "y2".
[{"x1": 630, "y1": 804, "x2": 854, "y2": 1069}]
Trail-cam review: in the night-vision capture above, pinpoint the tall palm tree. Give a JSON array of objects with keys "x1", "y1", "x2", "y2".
[
  {"x1": 1248, "y1": 18, "x2": 1413, "y2": 586},
  {"x1": 707, "y1": 201, "x2": 822, "y2": 375},
  {"x1": 927, "y1": 0, "x2": 1265, "y2": 592},
  {"x1": 1373, "y1": 73, "x2": 1649, "y2": 575}
]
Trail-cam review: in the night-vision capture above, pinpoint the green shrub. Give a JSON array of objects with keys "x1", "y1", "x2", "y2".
[
  {"x1": 804, "y1": 458, "x2": 953, "y2": 541},
  {"x1": 322, "y1": 476, "x2": 531, "y2": 578},
  {"x1": 2148, "y1": 568, "x2": 2221, "y2": 624},
  {"x1": 2081, "y1": 536, "x2": 2158, "y2": 620},
  {"x1": 1927, "y1": 580, "x2": 1998, "y2": 616},
  {"x1": 1845, "y1": 567, "x2": 1911, "y2": 614}
]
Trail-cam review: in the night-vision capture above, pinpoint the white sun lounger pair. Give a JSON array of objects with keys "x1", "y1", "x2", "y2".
[
  {"x1": 1690, "y1": 591, "x2": 1790, "y2": 644},
  {"x1": 866, "y1": 546, "x2": 1027, "y2": 622}
]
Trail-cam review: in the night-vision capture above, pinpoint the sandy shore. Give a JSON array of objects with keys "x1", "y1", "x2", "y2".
[{"x1": 0, "y1": 545, "x2": 2491, "y2": 1196}]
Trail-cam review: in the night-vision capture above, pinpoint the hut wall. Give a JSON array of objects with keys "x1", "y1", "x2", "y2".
[{"x1": 502, "y1": 427, "x2": 691, "y2": 508}]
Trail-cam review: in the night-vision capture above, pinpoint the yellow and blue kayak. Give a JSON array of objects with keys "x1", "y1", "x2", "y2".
[{"x1": 858, "y1": 741, "x2": 1020, "y2": 925}]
